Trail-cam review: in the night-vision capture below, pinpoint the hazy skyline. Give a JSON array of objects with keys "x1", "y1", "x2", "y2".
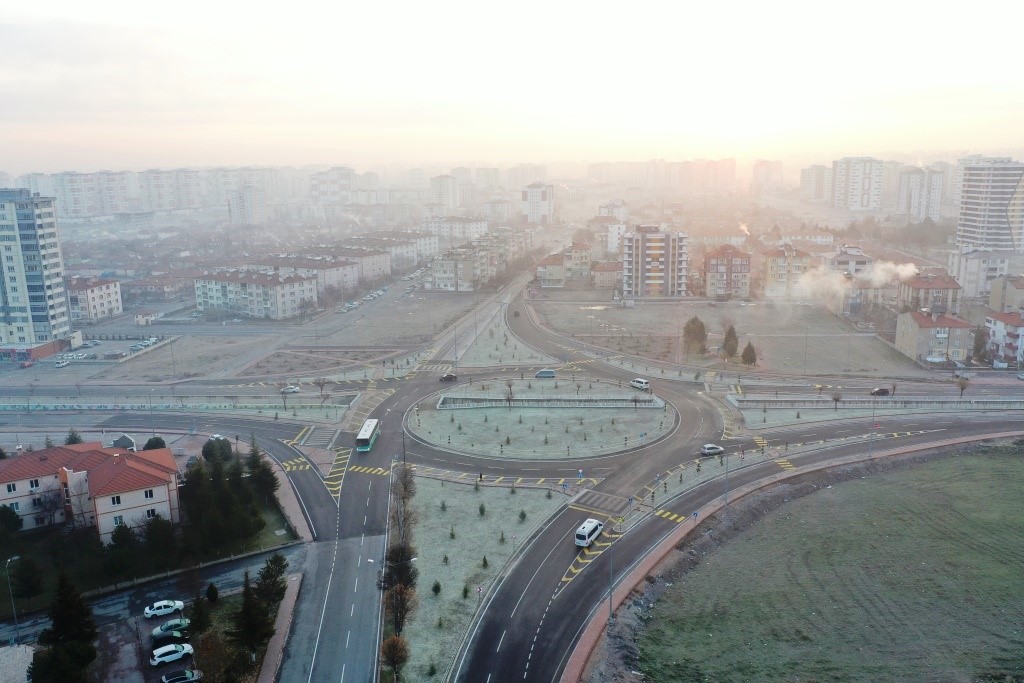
[{"x1": 4, "y1": 1, "x2": 1024, "y2": 174}]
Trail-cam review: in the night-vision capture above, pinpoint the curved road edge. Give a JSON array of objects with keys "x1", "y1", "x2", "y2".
[{"x1": 558, "y1": 429, "x2": 1024, "y2": 683}]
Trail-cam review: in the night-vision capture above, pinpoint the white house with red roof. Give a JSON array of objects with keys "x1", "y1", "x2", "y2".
[
  {"x1": 0, "y1": 443, "x2": 179, "y2": 543},
  {"x1": 985, "y1": 311, "x2": 1024, "y2": 366}
]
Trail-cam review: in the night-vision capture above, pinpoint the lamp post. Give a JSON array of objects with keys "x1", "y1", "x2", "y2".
[
  {"x1": 5, "y1": 555, "x2": 21, "y2": 644},
  {"x1": 868, "y1": 397, "x2": 878, "y2": 457},
  {"x1": 149, "y1": 389, "x2": 155, "y2": 436}
]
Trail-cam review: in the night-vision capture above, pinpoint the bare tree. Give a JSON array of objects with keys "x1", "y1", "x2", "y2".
[
  {"x1": 381, "y1": 635, "x2": 410, "y2": 682},
  {"x1": 505, "y1": 380, "x2": 514, "y2": 410},
  {"x1": 831, "y1": 390, "x2": 842, "y2": 411},
  {"x1": 38, "y1": 485, "x2": 65, "y2": 526},
  {"x1": 390, "y1": 464, "x2": 417, "y2": 546},
  {"x1": 385, "y1": 584, "x2": 417, "y2": 635},
  {"x1": 68, "y1": 477, "x2": 91, "y2": 528},
  {"x1": 891, "y1": 383, "x2": 897, "y2": 398},
  {"x1": 955, "y1": 377, "x2": 970, "y2": 398},
  {"x1": 313, "y1": 377, "x2": 329, "y2": 398}
]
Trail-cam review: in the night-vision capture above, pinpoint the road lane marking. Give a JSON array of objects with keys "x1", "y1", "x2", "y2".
[{"x1": 496, "y1": 629, "x2": 506, "y2": 652}]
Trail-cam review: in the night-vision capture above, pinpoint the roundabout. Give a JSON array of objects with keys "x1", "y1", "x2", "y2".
[{"x1": 406, "y1": 375, "x2": 679, "y2": 460}]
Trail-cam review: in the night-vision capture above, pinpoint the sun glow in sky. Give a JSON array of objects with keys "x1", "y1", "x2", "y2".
[{"x1": 3, "y1": 0, "x2": 1023, "y2": 173}]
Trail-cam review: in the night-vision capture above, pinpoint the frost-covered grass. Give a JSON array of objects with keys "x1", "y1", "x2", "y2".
[
  {"x1": 457, "y1": 310, "x2": 557, "y2": 367},
  {"x1": 400, "y1": 478, "x2": 564, "y2": 680}
]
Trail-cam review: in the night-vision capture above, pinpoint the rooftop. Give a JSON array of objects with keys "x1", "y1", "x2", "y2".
[{"x1": 907, "y1": 312, "x2": 973, "y2": 329}]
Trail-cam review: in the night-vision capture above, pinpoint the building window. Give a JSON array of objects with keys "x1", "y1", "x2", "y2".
[
  {"x1": 6, "y1": 483, "x2": 15, "y2": 493},
  {"x1": 32, "y1": 497, "x2": 42, "y2": 508},
  {"x1": 144, "y1": 489, "x2": 154, "y2": 499},
  {"x1": 113, "y1": 515, "x2": 124, "y2": 526},
  {"x1": 29, "y1": 478, "x2": 39, "y2": 490},
  {"x1": 34, "y1": 515, "x2": 46, "y2": 526},
  {"x1": 146, "y1": 509, "x2": 156, "y2": 519},
  {"x1": 111, "y1": 495, "x2": 121, "y2": 506},
  {"x1": 9, "y1": 502, "x2": 18, "y2": 512}
]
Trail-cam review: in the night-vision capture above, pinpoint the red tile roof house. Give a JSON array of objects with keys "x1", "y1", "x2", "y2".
[{"x1": 0, "y1": 443, "x2": 179, "y2": 543}]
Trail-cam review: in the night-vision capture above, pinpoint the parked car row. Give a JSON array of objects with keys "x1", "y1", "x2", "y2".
[{"x1": 144, "y1": 601, "x2": 202, "y2": 680}]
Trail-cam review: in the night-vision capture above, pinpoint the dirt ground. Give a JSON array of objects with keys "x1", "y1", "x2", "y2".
[
  {"x1": 531, "y1": 298, "x2": 929, "y2": 379},
  {"x1": 97, "y1": 336, "x2": 277, "y2": 383},
  {"x1": 585, "y1": 444, "x2": 1024, "y2": 683}
]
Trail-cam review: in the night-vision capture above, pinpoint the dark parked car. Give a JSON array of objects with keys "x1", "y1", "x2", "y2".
[
  {"x1": 870, "y1": 387, "x2": 890, "y2": 396},
  {"x1": 440, "y1": 373, "x2": 457, "y2": 382},
  {"x1": 152, "y1": 630, "x2": 190, "y2": 646}
]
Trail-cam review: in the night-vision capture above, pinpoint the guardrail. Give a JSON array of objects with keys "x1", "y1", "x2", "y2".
[
  {"x1": 728, "y1": 396, "x2": 1024, "y2": 410},
  {"x1": 437, "y1": 394, "x2": 666, "y2": 409}
]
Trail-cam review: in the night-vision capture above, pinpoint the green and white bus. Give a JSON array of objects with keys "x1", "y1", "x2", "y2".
[{"x1": 355, "y1": 418, "x2": 381, "y2": 452}]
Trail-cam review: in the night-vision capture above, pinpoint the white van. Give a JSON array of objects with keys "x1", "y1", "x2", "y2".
[
  {"x1": 629, "y1": 378, "x2": 651, "y2": 392},
  {"x1": 535, "y1": 368, "x2": 556, "y2": 379},
  {"x1": 574, "y1": 518, "x2": 605, "y2": 547}
]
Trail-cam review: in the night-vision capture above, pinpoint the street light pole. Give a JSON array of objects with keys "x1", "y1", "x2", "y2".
[
  {"x1": 149, "y1": 389, "x2": 155, "y2": 436},
  {"x1": 607, "y1": 538, "x2": 614, "y2": 624},
  {"x1": 868, "y1": 397, "x2": 877, "y2": 457},
  {"x1": 5, "y1": 556, "x2": 21, "y2": 644}
]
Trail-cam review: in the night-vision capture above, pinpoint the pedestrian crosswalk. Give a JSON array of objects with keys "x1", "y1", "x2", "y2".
[
  {"x1": 343, "y1": 389, "x2": 395, "y2": 431},
  {"x1": 284, "y1": 426, "x2": 312, "y2": 447},
  {"x1": 752, "y1": 435, "x2": 768, "y2": 448},
  {"x1": 348, "y1": 465, "x2": 390, "y2": 476},
  {"x1": 653, "y1": 508, "x2": 697, "y2": 524},
  {"x1": 303, "y1": 428, "x2": 338, "y2": 449},
  {"x1": 776, "y1": 459, "x2": 796, "y2": 471},
  {"x1": 417, "y1": 362, "x2": 454, "y2": 371}
]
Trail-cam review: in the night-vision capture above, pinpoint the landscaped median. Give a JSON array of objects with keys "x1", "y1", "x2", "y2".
[{"x1": 381, "y1": 475, "x2": 564, "y2": 681}]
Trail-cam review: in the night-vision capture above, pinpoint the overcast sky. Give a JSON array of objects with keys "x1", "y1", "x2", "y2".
[{"x1": 3, "y1": 0, "x2": 1023, "y2": 173}]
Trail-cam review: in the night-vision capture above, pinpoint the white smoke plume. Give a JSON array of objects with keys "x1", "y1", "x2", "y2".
[
  {"x1": 797, "y1": 261, "x2": 919, "y2": 298},
  {"x1": 739, "y1": 223, "x2": 750, "y2": 236}
]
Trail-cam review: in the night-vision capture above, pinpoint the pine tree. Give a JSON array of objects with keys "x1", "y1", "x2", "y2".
[
  {"x1": 227, "y1": 570, "x2": 274, "y2": 653},
  {"x1": 11, "y1": 557, "x2": 44, "y2": 608},
  {"x1": 741, "y1": 341, "x2": 757, "y2": 366},
  {"x1": 723, "y1": 325, "x2": 739, "y2": 358},
  {"x1": 190, "y1": 593, "x2": 212, "y2": 635},
  {"x1": 254, "y1": 552, "x2": 289, "y2": 607},
  {"x1": 143, "y1": 436, "x2": 166, "y2": 450},
  {"x1": 64, "y1": 428, "x2": 83, "y2": 445},
  {"x1": 39, "y1": 572, "x2": 97, "y2": 646}
]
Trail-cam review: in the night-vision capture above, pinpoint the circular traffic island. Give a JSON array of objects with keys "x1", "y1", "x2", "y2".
[{"x1": 407, "y1": 376, "x2": 677, "y2": 460}]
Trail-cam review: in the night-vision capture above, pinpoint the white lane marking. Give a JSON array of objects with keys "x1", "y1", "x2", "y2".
[
  {"x1": 345, "y1": 630, "x2": 351, "y2": 648},
  {"x1": 354, "y1": 577, "x2": 359, "y2": 592},
  {"x1": 350, "y1": 604, "x2": 354, "y2": 617},
  {"x1": 306, "y1": 550, "x2": 337, "y2": 683},
  {"x1": 510, "y1": 524, "x2": 576, "y2": 618},
  {"x1": 496, "y1": 629, "x2": 506, "y2": 652}
]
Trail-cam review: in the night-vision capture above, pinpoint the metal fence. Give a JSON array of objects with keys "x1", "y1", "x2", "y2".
[
  {"x1": 728, "y1": 396, "x2": 1024, "y2": 411},
  {"x1": 437, "y1": 394, "x2": 666, "y2": 410}
]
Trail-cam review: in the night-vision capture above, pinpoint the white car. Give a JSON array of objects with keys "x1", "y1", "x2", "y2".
[
  {"x1": 144, "y1": 600, "x2": 185, "y2": 618},
  {"x1": 281, "y1": 385, "x2": 300, "y2": 393},
  {"x1": 700, "y1": 444, "x2": 725, "y2": 456},
  {"x1": 150, "y1": 643, "x2": 193, "y2": 667},
  {"x1": 55, "y1": 359, "x2": 70, "y2": 368}
]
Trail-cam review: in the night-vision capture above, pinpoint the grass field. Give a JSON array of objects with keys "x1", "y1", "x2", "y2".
[{"x1": 638, "y1": 452, "x2": 1024, "y2": 682}]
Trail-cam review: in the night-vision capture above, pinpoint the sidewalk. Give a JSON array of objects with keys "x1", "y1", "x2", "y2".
[
  {"x1": 257, "y1": 572, "x2": 303, "y2": 683},
  {"x1": 268, "y1": 456, "x2": 314, "y2": 542},
  {"x1": 561, "y1": 429, "x2": 1024, "y2": 682}
]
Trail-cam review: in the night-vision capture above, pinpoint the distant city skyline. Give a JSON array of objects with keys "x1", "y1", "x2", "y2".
[{"x1": 3, "y1": 2, "x2": 1024, "y2": 174}]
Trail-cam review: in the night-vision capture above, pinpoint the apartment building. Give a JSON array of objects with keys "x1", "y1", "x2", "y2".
[
  {"x1": 67, "y1": 277, "x2": 123, "y2": 322},
  {"x1": 703, "y1": 245, "x2": 751, "y2": 299},
  {"x1": 897, "y1": 167, "x2": 944, "y2": 221},
  {"x1": 621, "y1": 226, "x2": 688, "y2": 297},
  {"x1": 896, "y1": 270, "x2": 962, "y2": 315},
  {"x1": 194, "y1": 271, "x2": 318, "y2": 319},
  {"x1": 751, "y1": 160, "x2": 784, "y2": 192},
  {"x1": 329, "y1": 248, "x2": 391, "y2": 282},
  {"x1": 245, "y1": 258, "x2": 359, "y2": 294},
  {"x1": 985, "y1": 311, "x2": 1024, "y2": 366},
  {"x1": 0, "y1": 189, "x2": 71, "y2": 347},
  {"x1": 422, "y1": 216, "x2": 489, "y2": 245},
  {"x1": 761, "y1": 244, "x2": 811, "y2": 299},
  {"x1": 989, "y1": 275, "x2": 1024, "y2": 313},
  {"x1": 227, "y1": 185, "x2": 269, "y2": 225},
  {"x1": 955, "y1": 157, "x2": 1024, "y2": 251},
  {"x1": 522, "y1": 183, "x2": 554, "y2": 226},
  {"x1": 827, "y1": 245, "x2": 873, "y2": 275},
  {"x1": 430, "y1": 175, "x2": 460, "y2": 210},
  {"x1": 800, "y1": 165, "x2": 832, "y2": 203},
  {"x1": 831, "y1": 157, "x2": 884, "y2": 211},
  {"x1": 0, "y1": 442, "x2": 180, "y2": 543},
  {"x1": 895, "y1": 310, "x2": 973, "y2": 364}
]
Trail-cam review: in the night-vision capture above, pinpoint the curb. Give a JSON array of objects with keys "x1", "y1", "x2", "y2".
[
  {"x1": 257, "y1": 572, "x2": 303, "y2": 683},
  {"x1": 560, "y1": 430, "x2": 1024, "y2": 682}
]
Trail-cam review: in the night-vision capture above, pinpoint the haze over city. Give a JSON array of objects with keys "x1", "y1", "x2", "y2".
[
  {"x1": 4, "y1": 0, "x2": 1024, "y2": 173},
  {"x1": 2, "y1": 3, "x2": 1024, "y2": 683}
]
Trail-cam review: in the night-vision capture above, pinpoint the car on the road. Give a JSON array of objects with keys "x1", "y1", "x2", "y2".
[
  {"x1": 144, "y1": 600, "x2": 185, "y2": 618},
  {"x1": 1018, "y1": 372, "x2": 1024, "y2": 380},
  {"x1": 869, "y1": 387, "x2": 890, "y2": 396},
  {"x1": 362, "y1": 295, "x2": 373, "y2": 301},
  {"x1": 55, "y1": 359, "x2": 70, "y2": 368},
  {"x1": 281, "y1": 385, "x2": 300, "y2": 393},
  {"x1": 20, "y1": 360, "x2": 35, "y2": 369},
  {"x1": 439, "y1": 373, "x2": 457, "y2": 382},
  {"x1": 150, "y1": 643, "x2": 193, "y2": 667},
  {"x1": 208, "y1": 434, "x2": 226, "y2": 441},
  {"x1": 162, "y1": 669, "x2": 203, "y2": 683},
  {"x1": 152, "y1": 618, "x2": 191, "y2": 638},
  {"x1": 152, "y1": 629, "x2": 190, "y2": 646},
  {"x1": 700, "y1": 444, "x2": 725, "y2": 456}
]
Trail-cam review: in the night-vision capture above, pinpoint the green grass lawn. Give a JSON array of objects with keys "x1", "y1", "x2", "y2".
[
  {"x1": 638, "y1": 450, "x2": 1024, "y2": 682},
  {"x1": 0, "y1": 499, "x2": 295, "y2": 620}
]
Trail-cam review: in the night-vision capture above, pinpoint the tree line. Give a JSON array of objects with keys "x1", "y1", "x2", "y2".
[{"x1": 381, "y1": 463, "x2": 417, "y2": 682}]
